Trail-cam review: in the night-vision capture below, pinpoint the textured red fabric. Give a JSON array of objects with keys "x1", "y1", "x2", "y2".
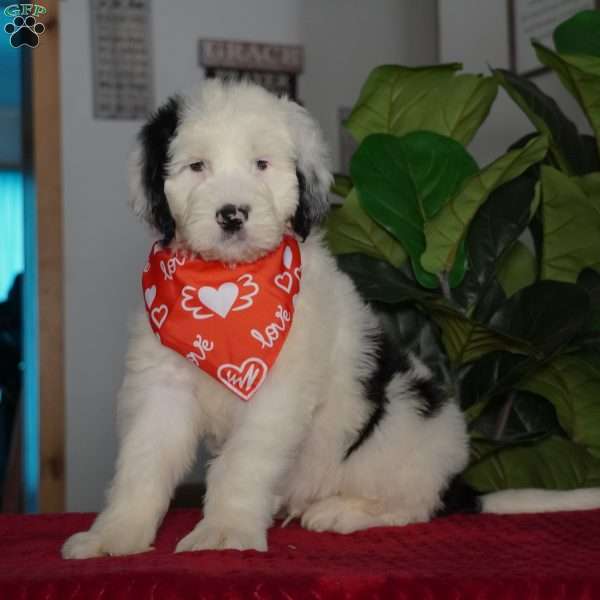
[{"x1": 1, "y1": 509, "x2": 600, "y2": 599}]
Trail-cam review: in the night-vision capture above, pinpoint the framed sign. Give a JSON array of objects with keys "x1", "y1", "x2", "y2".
[
  {"x1": 199, "y1": 39, "x2": 303, "y2": 100},
  {"x1": 509, "y1": 0, "x2": 600, "y2": 76},
  {"x1": 90, "y1": 0, "x2": 154, "y2": 119}
]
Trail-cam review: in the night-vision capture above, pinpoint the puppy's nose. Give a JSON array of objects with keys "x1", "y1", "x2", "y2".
[{"x1": 216, "y1": 204, "x2": 250, "y2": 232}]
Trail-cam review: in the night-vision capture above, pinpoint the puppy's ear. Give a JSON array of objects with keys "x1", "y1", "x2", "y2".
[
  {"x1": 129, "y1": 95, "x2": 182, "y2": 244},
  {"x1": 284, "y1": 100, "x2": 333, "y2": 240}
]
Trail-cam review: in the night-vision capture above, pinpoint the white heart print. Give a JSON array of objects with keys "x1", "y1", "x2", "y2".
[
  {"x1": 144, "y1": 285, "x2": 156, "y2": 307},
  {"x1": 199, "y1": 283, "x2": 239, "y2": 318},
  {"x1": 283, "y1": 246, "x2": 293, "y2": 270},
  {"x1": 274, "y1": 272, "x2": 293, "y2": 294},
  {"x1": 151, "y1": 305, "x2": 168, "y2": 328}
]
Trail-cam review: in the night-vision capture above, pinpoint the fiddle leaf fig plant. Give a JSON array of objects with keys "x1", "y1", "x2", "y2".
[
  {"x1": 351, "y1": 131, "x2": 479, "y2": 287},
  {"x1": 326, "y1": 9, "x2": 600, "y2": 492},
  {"x1": 421, "y1": 134, "x2": 548, "y2": 279},
  {"x1": 345, "y1": 63, "x2": 498, "y2": 146}
]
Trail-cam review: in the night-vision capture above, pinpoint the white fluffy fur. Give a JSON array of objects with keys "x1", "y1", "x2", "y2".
[{"x1": 63, "y1": 80, "x2": 600, "y2": 559}]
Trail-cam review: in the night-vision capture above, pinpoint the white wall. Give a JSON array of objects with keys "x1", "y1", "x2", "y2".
[
  {"x1": 61, "y1": 0, "x2": 438, "y2": 511},
  {"x1": 438, "y1": 0, "x2": 591, "y2": 165},
  {"x1": 61, "y1": 1, "x2": 147, "y2": 512},
  {"x1": 300, "y1": 0, "x2": 438, "y2": 170}
]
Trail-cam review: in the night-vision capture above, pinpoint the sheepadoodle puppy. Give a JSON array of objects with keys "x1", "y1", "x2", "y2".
[{"x1": 63, "y1": 79, "x2": 600, "y2": 558}]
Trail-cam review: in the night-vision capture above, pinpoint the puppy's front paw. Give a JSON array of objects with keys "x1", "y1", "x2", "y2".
[
  {"x1": 175, "y1": 519, "x2": 268, "y2": 553},
  {"x1": 62, "y1": 531, "x2": 104, "y2": 559},
  {"x1": 62, "y1": 522, "x2": 155, "y2": 559}
]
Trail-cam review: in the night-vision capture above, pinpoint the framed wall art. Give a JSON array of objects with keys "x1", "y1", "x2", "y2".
[
  {"x1": 198, "y1": 39, "x2": 303, "y2": 100},
  {"x1": 90, "y1": 0, "x2": 154, "y2": 119}
]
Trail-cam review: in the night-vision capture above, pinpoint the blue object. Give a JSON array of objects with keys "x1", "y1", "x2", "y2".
[
  {"x1": 0, "y1": 170, "x2": 24, "y2": 301},
  {"x1": 22, "y1": 170, "x2": 39, "y2": 513}
]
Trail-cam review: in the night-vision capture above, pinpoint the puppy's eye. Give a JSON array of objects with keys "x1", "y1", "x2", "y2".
[
  {"x1": 189, "y1": 161, "x2": 206, "y2": 172},
  {"x1": 256, "y1": 159, "x2": 269, "y2": 171}
]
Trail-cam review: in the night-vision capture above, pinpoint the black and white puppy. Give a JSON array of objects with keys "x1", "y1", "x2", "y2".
[{"x1": 63, "y1": 80, "x2": 600, "y2": 558}]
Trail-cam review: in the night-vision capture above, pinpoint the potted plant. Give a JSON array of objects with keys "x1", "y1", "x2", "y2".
[{"x1": 326, "y1": 10, "x2": 600, "y2": 492}]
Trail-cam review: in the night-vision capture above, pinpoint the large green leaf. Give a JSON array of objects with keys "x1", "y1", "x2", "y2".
[
  {"x1": 578, "y1": 268, "x2": 600, "y2": 330},
  {"x1": 431, "y1": 311, "x2": 531, "y2": 366},
  {"x1": 351, "y1": 131, "x2": 478, "y2": 287},
  {"x1": 410, "y1": 240, "x2": 469, "y2": 290},
  {"x1": 488, "y1": 280, "x2": 590, "y2": 357},
  {"x1": 335, "y1": 253, "x2": 533, "y2": 366},
  {"x1": 554, "y1": 10, "x2": 600, "y2": 58},
  {"x1": 422, "y1": 134, "x2": 549, "y2": 275},
  {"x1": 578, "y1": 168, "x2": 600, "y2": 198},
  {"x1": 497, "y1": 241, "x2": 537, "y2": 298},
  {"x1": 325, "y1": 190, "x2": 407, "y2": 268},
  {"x1": 454, "y1": 174, "x2": 539, "y2": 320},
  {"x1": 494, "y1": 68, "x2": 590, "y2": 175},
  {"x1": 534, "y1": 42, "x2": 600, "y2": 157},
  {"x1": 460, "y1": 351, "x2": 531, "y2": 411},
  {"x1": 464, "y1": 435, "x2": 599, "y2": 492},
  {"x1": 540, "y1": 167, "x2": 600, "y2": 283},
  {"x1": 335, "y1": 253, "x2": 437, "y2": 305},
  {"x1": 346, "y1": 64, "x2": 459, "y2": 142},
  {"x1": 580, "y1": 134, "x2": 600, "y2": 173},
  {"x1": 518, "y1": 353, "x2": 600, "y2": 459},
  {"x1": 469, "y1": 390, "x2": 561, "y2": 444},
  {"x1": 530, "y1": 210, "x2": 544, "y2": 277},
  {"x1": 346, "y1": 64, "x2": 497, "y2": 146}
]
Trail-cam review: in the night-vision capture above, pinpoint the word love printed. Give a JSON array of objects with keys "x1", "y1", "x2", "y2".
[
  {"x1": 186, "y1": 334, "x2": 215, "y2": 366},
  {"x1": 142, "y1": 235, "x2": 301, "y2": 400},
  {"x1": 160, "y1": 253, "x2": 187, "y2": 280},
  {"x1": 250, "y1": 304, "x2": 291, "y2": 349}
]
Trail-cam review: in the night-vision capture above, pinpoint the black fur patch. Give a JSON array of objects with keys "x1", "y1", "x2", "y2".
[
  {"x1": 292, "y1": 169, "x2": 328, "y2": 240},
  {"x1": 343, "y1": 332, "x2": 411, "y2": 460},
  {"x1": 138, "y1": 95, "x2": 181, "y2": 244},
  {"x1": 434, "y1": 475, "x2": 482, "y2": 518},
  {"x1": 411, "y1": 377, "x2": 447, "y2": 418},
  {"x1": 292, "y1": 170, "x2": 313, "y2": 240}
]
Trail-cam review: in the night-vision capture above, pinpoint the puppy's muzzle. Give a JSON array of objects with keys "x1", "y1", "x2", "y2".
[{"x1": 216, "y1": 204, "x2": 250, "y2": 233}]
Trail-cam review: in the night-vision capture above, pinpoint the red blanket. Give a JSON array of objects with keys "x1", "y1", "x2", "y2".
[{"x1": 1, "y1": 509, "x2": 599, "y2": 599}]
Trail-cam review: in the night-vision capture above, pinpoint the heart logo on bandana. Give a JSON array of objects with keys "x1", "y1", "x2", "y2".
[
  {"x1": 151, "y1": 305, "x2": 168, "y2": 328},
  {"x1": 217, "y1": 357, "x2": 268, "y2": 400},
  {"x1": 145, "y1": 285, "x2": 157, "y2": 307},
  {"x1": 199, "y1": 283, "x2": 239, "y2": 318}
]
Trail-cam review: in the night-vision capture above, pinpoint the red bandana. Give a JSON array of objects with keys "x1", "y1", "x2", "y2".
[{"x1": 142, "y1": 236, "x2": 301, "y2": 400}]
